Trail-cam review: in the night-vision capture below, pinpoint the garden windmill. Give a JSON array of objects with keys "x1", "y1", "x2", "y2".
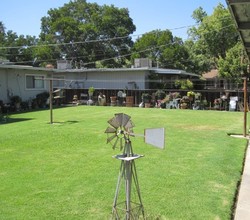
[{"x1": 105, "y1": 113, "x2": 165, "y2": 219}]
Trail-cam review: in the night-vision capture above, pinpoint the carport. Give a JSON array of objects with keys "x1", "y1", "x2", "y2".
[
  {"x1": 227, "y1": 0, "x2": 250, "y2": 136},
  {"x1": 227, "y1": 0, "x2": 250, "y2": 61},
  {"x1": 226, "y1": 2, "x2": 250, "y2": 220}
]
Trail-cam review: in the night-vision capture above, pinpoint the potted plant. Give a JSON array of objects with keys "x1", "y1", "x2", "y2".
[
  {"x1": 88, "y1": 86, "x2": 95, "y2": 99},
  {"x1": 155, "y1": 90, "x2": 166, "y2": 100},
  {"x1": 141, "y1": 93, "x2": 152, "y2": 108},
  {"x1": 214, "y1": 98, "x2": 222, "y2": 109},
  {"x1": 187, "y1": 91, "x2": 195, "y2": 102},
  {"x1": 180, "y1": 96, "x2": 189, "y2": 109}
]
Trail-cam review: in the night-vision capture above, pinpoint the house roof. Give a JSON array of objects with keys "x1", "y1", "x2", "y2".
[
  {"x1": 202, "y1": 69, "x2": 219, "y2": 79},
  {"x1": 0, "y1": 64, "x2": 53, "y2": 72},
  {"x1": 149, "y1": 68, "x2": 200, "y2": 77},
  {"x1": 0, "y1": 64, "x2": 199, "y2": 78},
  {"x1": 226, "y1": 0, "x2": 250, "y2": 60}
]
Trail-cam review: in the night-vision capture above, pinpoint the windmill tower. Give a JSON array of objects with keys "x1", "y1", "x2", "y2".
[{"x1": 105, "y1": 113, "x2": 165, "y2": 219}]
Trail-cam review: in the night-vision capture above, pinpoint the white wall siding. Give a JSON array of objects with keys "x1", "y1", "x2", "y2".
[
  {"x1": 82, "y1": 70, "x2": 147, "y2": 90},
  {"x1": 0, "y1": 70, "x2": 8, "y2": 102},
  {"x1": 53, "y1": 69, "x2": 148, "y2": 90},
  {"x1": 0, "y1": 68, "x2": 51, "y2": 102}
]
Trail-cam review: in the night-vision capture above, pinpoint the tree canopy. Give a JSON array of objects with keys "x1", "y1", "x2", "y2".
[
  {"x1": 132, "y1": 29, "x2": 191, "y2": 70},
  {"x1": 0, "y1": 21, "x2": 37, "y2": 65},
  {"x1": 186, "y1": 3, "x2": 239, "y2": 74},
  {"x1": 39, "y1": 0, "x2": 135, "y2": 68},
  {"x1": 218, "y1": 42, "x2": 248, "y2": 82}
]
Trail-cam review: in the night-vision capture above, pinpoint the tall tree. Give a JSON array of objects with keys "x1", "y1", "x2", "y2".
[
  {"x1": 218, "y1": 42, "x2": 248, "y2": 82},
  {"x1": 0, "y1": 22, "x2": 5, "y2": 42},
  {"x1": 187, "y1": 3, "x2": 238, "y2": 74},
  {"x1": 0, "y1": 22, "x2": 6, "y2": 60},
  {"x1": 132, "y1": 29, "x2": 190, "y2": 70},
  {"x1": 0, "y1": 21, "x2": 38, "y2": 65},
  {"x1": 3, "y1": 31, "x2": 37, "y2": 65},
  {"x1": 191, "y1": 7, "x2": 207, "y2": 23},
  {"x1": 39, "y1": 0, "x2": 136, "y2": 68}
]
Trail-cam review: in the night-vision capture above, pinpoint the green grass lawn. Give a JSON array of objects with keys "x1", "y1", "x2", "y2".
[{"x1": 0, "y1": 106, "x2": 248, "y2": 219}]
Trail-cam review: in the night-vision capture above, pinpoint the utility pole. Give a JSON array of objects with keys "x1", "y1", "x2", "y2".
[
  {"x1": 241, "y1": 49, "x2": 248, "y2": 137},
  {"x1": 243, "y1": 62, "x2": 250, "y2": 137}
]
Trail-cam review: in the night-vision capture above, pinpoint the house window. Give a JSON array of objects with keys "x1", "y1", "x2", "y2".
[
  {"x1": 26, "y1": 75, "x2": 45, "y2": 89},
  {"x1": 220, "y1": 80, "x2": 224, "y2": 88},
  {"x1": 53, "y1": 76, "x2": 65, "y2": 88}
]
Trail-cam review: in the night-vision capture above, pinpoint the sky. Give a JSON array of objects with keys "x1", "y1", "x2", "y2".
[{"x1": 1, "y1": 0, "x2": 227, "y2": 40}]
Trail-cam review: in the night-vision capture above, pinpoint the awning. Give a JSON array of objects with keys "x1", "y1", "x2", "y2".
[{"x1": 226, "y1": 0, "x2": 250, "y2": 60}]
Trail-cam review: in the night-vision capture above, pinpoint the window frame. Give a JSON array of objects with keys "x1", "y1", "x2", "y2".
[{"x1": 25, "y1": 74, "x2": 46, "y2": 90}]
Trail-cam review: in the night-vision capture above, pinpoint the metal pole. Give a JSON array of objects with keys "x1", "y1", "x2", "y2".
[
  {"x1": 132, "y1": 161, "x2": 145, "y2": 218},
  {"x1": 244, "y1": 77, "x2": 247, "y2": 137},
  {"x1": 124, "y1": 140, "x2": 132, "y2": 220},
  {"x1": 125, "y1": 160, "x2": 132, "y2": 220},
  {"x1": 49, "y1": 79, "x2": 53, "y2": 124},
  {"x1": 112, "y1": 161, "x2": 124, "y2": 218}
]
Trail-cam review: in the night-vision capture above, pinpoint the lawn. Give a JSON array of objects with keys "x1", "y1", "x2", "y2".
[{"x1": 0, "y1": 106, "x2": 248, "y2": 219}]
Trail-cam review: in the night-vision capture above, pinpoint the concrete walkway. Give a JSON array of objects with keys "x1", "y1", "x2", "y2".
[{"x1": 234, "y1": 137, "x2": 250, "y2": 220}]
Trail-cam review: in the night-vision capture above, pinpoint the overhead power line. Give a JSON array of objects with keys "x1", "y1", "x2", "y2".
[
  {"x1": 0, "y1": 23, "x2": 200, "y2": 50},
  {"x1": 0, "y1": 41, "x2": 179, "y2": 66},
  {"x1": 0, "y1": 20, "x2": 236, "y2": 67},
  {"x1": 0, "y1": 34, "x2": 140, "y2": 50},
  {"x1": 0, "y1": 12, "x2": 234, "y2": 51}
]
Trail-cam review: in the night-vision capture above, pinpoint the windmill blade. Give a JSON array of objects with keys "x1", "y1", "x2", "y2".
[
  {"x1": 108, "y1": 116, "x2": 120, "y2": 128},
  {"x1": 124, "y1": 120, "x2": 135, "y2": 131},
  {"x1": 144, "y1": 128, "x2": 165, "y2": 149},
  {"x1": 105, "y1": 113, "x2": 137, "y2": 152},
  {"x1": 107, "y1": 134, "x2": 117, "y2": 144},
  {"x1": 105, "y1": 127, "x2": 117, "y2": 134},
  {"x1": 115, "y1": 113, "x2": 131, "y2": 127}
]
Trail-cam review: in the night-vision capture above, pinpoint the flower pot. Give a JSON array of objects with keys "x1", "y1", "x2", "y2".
[
  {"x1": 188, "y1": 96, "x2": 194, "y2": 102},
  {"x1": 145, "y1": 103, "x2": 151, "y2": 108},
  {"x1": 180, "y1": 103, "x2": 188, "y2": 109},
  {"x1": 126, "y1": 96, "x2": 134, "y2": 107},
  {"x1": 110, "y1": 96, "x2": 117, "y2": 106}
]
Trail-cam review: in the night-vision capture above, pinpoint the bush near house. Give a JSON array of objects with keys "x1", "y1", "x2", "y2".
[
  {"x1": 10, "y1": 95, "x2": 22, "y2": 104},
  {"x1": 36, "y1": 92, "x2": 49, "y2": 108}
]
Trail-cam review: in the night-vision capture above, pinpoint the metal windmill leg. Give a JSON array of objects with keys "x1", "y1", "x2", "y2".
[
  {"x1": 131, "y1": 160, "x2": 145, "y2": 219},
  {"x1": 111, "y1": 136, "x2": 145, "y2": 219},
  {"x1": 125, "y1": 160, "x2": 132, "y2": 220},
  {"x1": 112, "y1": 160, "x2": 125, "y2": 219}
]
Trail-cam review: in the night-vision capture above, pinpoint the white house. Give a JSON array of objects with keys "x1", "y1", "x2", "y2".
[{"x1": 0, "y1": 59, "x2": 199, "y2": 103}]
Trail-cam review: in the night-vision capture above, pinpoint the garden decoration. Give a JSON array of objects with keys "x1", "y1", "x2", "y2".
[
  {"x1": 53, "y1": 88, "x2": 65, "y2": 99},
  {"x1": 105, "y1": 113, "x2": 165, "y2": 219}
]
